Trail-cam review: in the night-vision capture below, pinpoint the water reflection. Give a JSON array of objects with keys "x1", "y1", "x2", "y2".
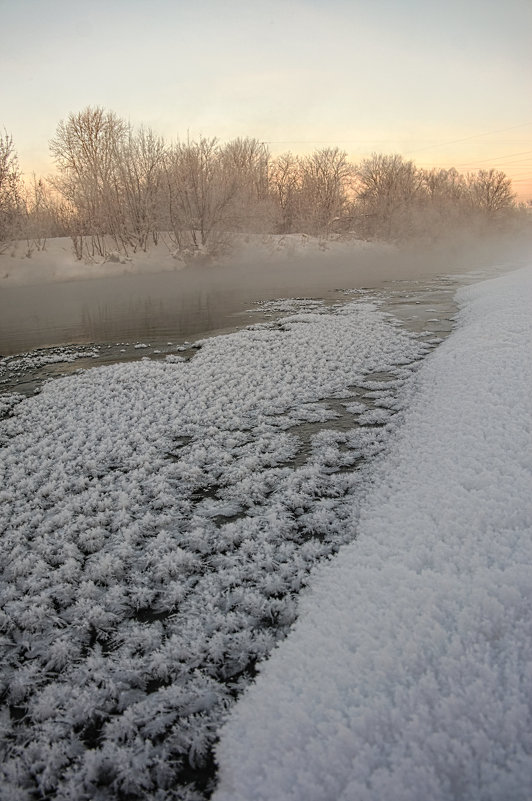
[
  {"x1": 1, "y1": 271, "x2": 248, "y2": 354},
  {"x1": 0, "y1": 242, "x2": 522, "y2": 357}
]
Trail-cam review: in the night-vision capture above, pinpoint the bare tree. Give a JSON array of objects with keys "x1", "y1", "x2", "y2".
[
  {"x1": 221, "y1": 137, "x2": 273, "y2": 232},
  {"x1": 421, "y1": 167, "x2": 465, "y2": 207},
  {"x1": 413, "y1": 167, "x2": 469, "y2": 237},
  {"x1": 222, "y1": 137, "x2": 269, "y2": 199},
  {"x1": 0, "y1": 129, "x2": 24, "y2": 248},
  {"x1": 49, "y1": 107, "x2": 128, "y2": 258},
  {"x1": 355, "y1": 153, "x2": 422, "y2": 240},
  {"x1": 467, "y1": 169, "x2": 515, "y2": 217},
  {"x1": 298, "y1": 148, "x2": 352, "y2": 236},
  {"x1": 269, "y1": 152, "x2": 301, "y2": 234},
  {"x1": 23, "y1": 175, "x2": 61, "y2": 253},
  {"x1": 117, "y1": 126, "x2": 166, "y2": 251},
  {"x1": 163, "y1": 137, "x2": 243, "y2": 257},
  {"x1": 42, "y1": 108, "x2": 522, "y2": 255}
]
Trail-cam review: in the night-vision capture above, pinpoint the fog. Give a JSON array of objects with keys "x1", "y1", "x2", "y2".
[{"x1": 0, "y1": 230, "x2": 530, "y2": 356}]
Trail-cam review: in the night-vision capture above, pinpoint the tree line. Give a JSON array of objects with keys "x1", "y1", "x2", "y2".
[{"x1": 0, "y1": 106, "x2": 526, "y2": 260}]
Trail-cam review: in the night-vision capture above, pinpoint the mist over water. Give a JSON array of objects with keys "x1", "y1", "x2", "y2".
[{"x1": 0, "y1": 232, "x2": 529, "y2": 357}]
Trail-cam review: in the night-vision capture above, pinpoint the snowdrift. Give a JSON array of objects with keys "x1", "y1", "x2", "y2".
[{"x1": 213, "y1": 265, "x2": 532, "y2": 801}]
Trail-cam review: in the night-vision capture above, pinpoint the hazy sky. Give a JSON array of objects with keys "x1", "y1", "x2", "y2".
[{"x1": 3, "y1": 0, "x2": 532, "y2": 198}]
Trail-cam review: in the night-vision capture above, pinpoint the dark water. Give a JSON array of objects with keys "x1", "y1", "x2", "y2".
[
  {"x1": 0, "y1": 241, "x2": 523, "y2": 397},
  {"x1": 1, "y1": 239, "x2": 512, "y2": 356},
  {"x1": 0, "y1": 269, "x2": 252, "y2": 354}
]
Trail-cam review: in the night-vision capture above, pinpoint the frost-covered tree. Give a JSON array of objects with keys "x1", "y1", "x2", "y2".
[
  {"x1": 117, "y1": 126, "x2": 167, "y2": 251},
  {"x1": 222, "y1": 137, "x2": 269, "y2": 201},
  {"x1": 420, "y1": 167, "x2": 466, "y2": 212},
  {"x1": 162, "y1": 137, "x2": 242, "y2": 256},
  {"x1": 269, "y1": 151, "x2": 301, "y2": 234},
  {"x1": 355, "y1": 153, "x2": 422, "y2": 240},
  {"x1": 466, "y1": 168, "x2": 515, "y2": 218},
  {"x1": 23, "y1": 174, "x2": 64, "y2": 252},
  {"x1": 49, "y1": 106, "x2": 129, "y2": 258},
  {"x1": 0, "y1": 129, "x2": 24, "y2": 248},
  {"x1": 298, "y1": 147, "x2": 352, "y2": 236},
  {"x1": 41, "y1": 109, "x2": 522, "y2": 253},
  {"x1": 411, "y1": 167, "x2": 469, "y2": 238},
  {"x1": 220, "y1": 137, "x2": 274, "y2": 232}
]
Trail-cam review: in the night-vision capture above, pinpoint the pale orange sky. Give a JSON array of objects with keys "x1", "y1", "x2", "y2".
[{"x1": 3, "y1": 0, "x2": 531, "y2": 200}]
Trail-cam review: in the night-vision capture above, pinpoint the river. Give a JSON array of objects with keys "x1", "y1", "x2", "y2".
[{"x1": 0, "y1": 240, "x2": 524, "y2": 397}]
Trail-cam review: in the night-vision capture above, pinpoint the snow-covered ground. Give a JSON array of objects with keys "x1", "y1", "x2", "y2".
[
  {"x1": 1, "y1": 236, "x2": 186, "y2": 285},
  {"x1": 0, "y1": 290, "x2": 433, "y2": 799},
  {"x1": 213, "y1": 264, "x2": 532, "y2": 801},
  {"x1": 0, "y1": 234, "x2": 381, "y2": 286}
]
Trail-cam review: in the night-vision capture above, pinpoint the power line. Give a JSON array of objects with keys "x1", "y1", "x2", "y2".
[
  {"x1": 262, "y1": 140, "x2": 396, "y2": 145},
  {"x1": 449, "y1": 150, "x2": 532, "y2": 168},
  {"x1": 263, "y1": 122, "x2": 532, "y2": 151},
  {"x1": 403, "y1": 122, "x2": 532, "y2": 155}
]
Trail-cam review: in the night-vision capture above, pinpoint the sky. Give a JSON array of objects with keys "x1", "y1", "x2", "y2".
[{"x1": 2, "y1": 0, "x2": 532, "y2": 199}]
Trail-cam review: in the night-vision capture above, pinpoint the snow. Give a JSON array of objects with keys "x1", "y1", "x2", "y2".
[
  {"x1": 0, "y1": 291, "x2": 431, "y2": 799},
  {"x1": 0, "y1": 234, "x2": 383, "y2": 287},
  {"x1": 0, "y1": 237, "x2": 187, "y2": 285},
  {"x1": 0, "y1": 345, "x2": 101, "y2": 384},
  {"x1": 213, "y1": 265, "x2": 532, "y2": 801}
]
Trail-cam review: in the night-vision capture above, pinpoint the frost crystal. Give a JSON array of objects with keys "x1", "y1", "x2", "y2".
[{"x1": 0, "y1": 297, "x2": 429, "y2": 799}]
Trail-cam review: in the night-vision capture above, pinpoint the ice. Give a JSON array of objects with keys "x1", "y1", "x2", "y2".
[
  {"x1": 0, "y1": 392, "x2": 24, "y2": 419},
  {"x1": 0, "y1": 295, "x2": 428, "y2": 798},
  {"x1": 213, "y1": 265, "x2": 532, "y2": 801},
  {"x1": 0, "y1": 345, "x2": 100, "y2": 383}
]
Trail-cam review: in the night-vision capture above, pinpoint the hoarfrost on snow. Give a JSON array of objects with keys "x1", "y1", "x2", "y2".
[
  {"x1": 213, "y1": 264, "x2": 532, "y2": 801},
  {"x1": 0, "y1": 294, "x2": 430, "y2": 799},
  {"x1": 0, "y1": 345, "x2": 100, "y2": 383},
  {"x1": 0, "y1": 393, "x2": 25, "y2": 420}
]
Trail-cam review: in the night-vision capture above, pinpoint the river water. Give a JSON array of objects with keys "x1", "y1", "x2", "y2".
[{"x1": 0, "y1": 245, "x2": 520, "y2": 398}]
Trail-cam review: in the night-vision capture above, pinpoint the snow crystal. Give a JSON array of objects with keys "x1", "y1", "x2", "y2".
[
  {"x1": 165, "y1": 354, "x2": 186, "y2": 363},
  {"x1": 0, "y1": 345, "x2": 100, "y2": 380},
  {"x1": 0, "y1": 294, "x2": 430, "y2": 799},
  {"x1": 213, "y1": 265, "x2": 532, "y2": 801},
  {"x1": 0, "y1": 392, "x2": 24, "y2": 420}
]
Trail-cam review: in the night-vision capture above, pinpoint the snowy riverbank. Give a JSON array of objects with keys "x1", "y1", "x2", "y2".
[
  {"x1": 1, "y1": 287, "x2": 433, "y2": 799},
  {"x1": 213, "y1": 264, "x2": 532, "y2": 801},
  {"x1": 1, "y1": 259, "x2": 530, "y2": 800},
  {"x1": 0, "y1": 234, "x2": 383, "y2": 286}
]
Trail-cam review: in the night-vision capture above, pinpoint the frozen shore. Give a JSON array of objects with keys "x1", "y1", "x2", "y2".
[
  {"x1": 0, "y1": 234, "x2": 382, "y2": 286},
  {"x1": 0, "y1": 285, "x2": 432, "y2": 799},
  {"x1": 213, "y1": 264, "x2": 532, "y2": 801},
  {"x1": 1, "y1": 244, "x2": 530, "y2": 800}
]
